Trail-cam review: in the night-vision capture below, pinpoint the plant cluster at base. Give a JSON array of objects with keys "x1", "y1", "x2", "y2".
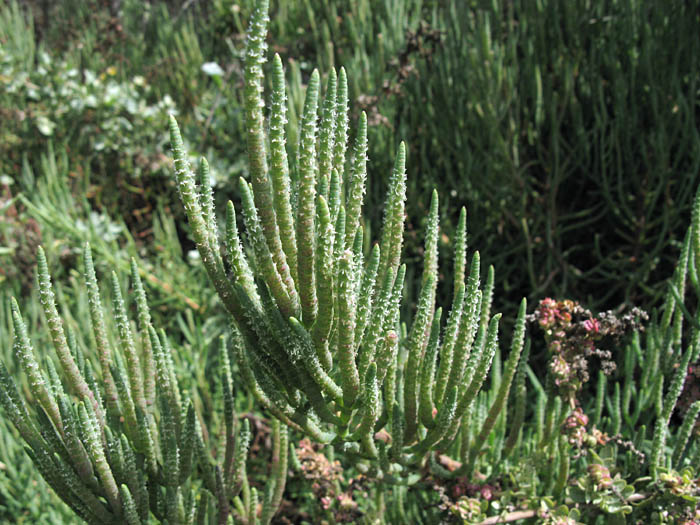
[
  {"x1": 0, "y1": 244, "x2": 287, "y2": 524},
  {"x1": 169, "y1": 0, "x2": 528, "y2": 481}
]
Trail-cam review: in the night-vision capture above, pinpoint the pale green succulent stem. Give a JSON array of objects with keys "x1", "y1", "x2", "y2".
[
  {"x1": 433, "y1": 283, "x2": 465, "y2": 407},
  {"x1": 445, "y1": 253, "x2": 482, "y2": 396},
  {"x1": 419, "y1": 308, "x2": 443, "y2": 428},
  {"x1": 467, "y1": 299, "x2": 526, "y2": 471},
  {"x1": 337, "y1": 249, "x2": 360, "y2": 410},
  {"x1": 376, "y1": 143, "x2": 407, "y2": 294},
  {"x1": 357, "y1": 363, "x2": 380, "y2": 458},
  {"x1": 503, "y1": 339, "x2": 531, "y2": 457},
  {"x1": 243, "y1": 0, "x2": 298, "y2": 315},
  {"x1": 111, "y1": 272, "x2": 147, "y2": 420},
  {"x1": 311, "y1": 196, "x2": 335, "y2": 370},
  {"x1": 130, "y1": 258, "x2": 156, "y2": 409},
  {"x1": 83, "y1": 243, "x2": 120, "y2": 422},
  {"x1": 328, "y1": 168, "x2": 342, "y2": 226},
  {"x1": 375, "y1": 266, "x2": 405, "y2": 389},
  {"x1": 198, "y1": 157, "x2": 218, "y2": 254},
  {"x1": 318, "y1": 68, "x2": 337, "y2": 187},
  {"x1": 297, "y1": 69, "x2": 321, "y2": 327},
  {"x1": 410, "y1": 385, "x2": 458, "y2": 457},
  {"x1": 169, "y1": 116, "x2": 242, "y2": 323},
  {"x1": 404, "y1": 273, "x2": 437, "y2": 442},
  {"x1": 269, "y1": 53, "x2": 298, "y2": 284},
  {"x1": 357, "y1": 266, "x2": 396, "y2": 381},
  {"x1": 37, "y1": 247, "x2": 102, "y2": 427},
  {"x1": 332, "y1": 67, "x2": 350, "y2": 180},
  {"x1": 650, "y1": 335, "x2": 694, "y2": 478},
  {"x1": 239, "y1": 178, "x2": 295, "y2": 318},
  {"x1": 455, "y1": 314, "x2": 501, "y2": 428},
  {"x1": 453, "y1": 207, "x2": 467, "y2": 294},
  {"x1": 225, "y1": 201, "x2": 259, "y2": 304},
  {"x1": 79, "y1": 401, "x2": 121, "y2": 514},
  {"x1": 147, "y1": 327, "x2": 181, "y2": 437},
  {"x1": 345, "y1": 111, "x2": 368, "y2": 249},
  {"x1": 10, "y1": 298, "x2": 63, "y2": 433},
  {"x1": 261, "y1": 420, "x2": 288, "y2": 525},
  {"x1": 354, "y1": 243, "x2": 381, "y2": 348}
]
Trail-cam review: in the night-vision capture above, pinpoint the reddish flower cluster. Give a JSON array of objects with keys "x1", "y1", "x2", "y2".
[
  {"x1": 294, "y1": 439, "x2": 360, "y2": 522},
  {"x1": 537, "y1": 298, "x2": 575, "y2": 330},
  {"x1": 562, "y1": 407, "x2": 589, "y2": 447},
  {"x1": 528, "y1": 298, "x2": 647, "y2": 409}
]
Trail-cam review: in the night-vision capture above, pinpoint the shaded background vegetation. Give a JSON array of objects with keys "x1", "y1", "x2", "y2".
[{"x1": 1, "y1": 0, "x2": 699, "y2": 521}]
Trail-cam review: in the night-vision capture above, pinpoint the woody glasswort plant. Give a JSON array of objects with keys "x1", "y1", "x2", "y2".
[
  {"x1": 4, "y1": 0, "x2": 699, "y2": 521},
  {"x1": 169, "y1": 1, "x2": 700, "y2": 521},
  {"x1": 168, "y1": 0, "x2": 528, "y2": 484},
  {"x1": 0, "y1": 246, "x2": 288, "y2": 524}
]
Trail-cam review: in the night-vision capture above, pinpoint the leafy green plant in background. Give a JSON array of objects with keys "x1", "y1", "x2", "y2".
[
  {"x1": 5, "y1": 142, "x2": 212, "y2": 310},
  {"x1": 387, "y1": 0, "x2": 700, "y2": 314},
  {"x1": 0, "y1": 0, "x2": 245, "y2": 267},
  {"x1": 4, "y1": 0, "x2": 699, "y2": 319},
  {"x1": 0, "y1": 6, "x2": 177, "y2": 184}
]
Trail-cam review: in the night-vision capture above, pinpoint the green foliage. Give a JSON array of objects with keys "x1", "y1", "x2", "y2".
[
  {"x1": 2, "y1": 0, "x2": 700, "y2": 523},
  {"x1": 4, "y1": 0, "x2": 699, "y2": 319},
  {"x1": 0, "y1": 29, "x2": 176, "y2": 181},
  {"x1": 0, "y1": 245, "x2": 288, "y2": 524},
  {"x1": 168, "y1": 1, "x2": 700, "y2": 522},
  {"x1": 0, "y1": 141, "x2": 216, "y2": 329},
  {"x1": 170, "y1": 2, "x2": 696, "y2": 515},
  {"x1": 170, "y1": 0, "x2": 514, "y2": 478},
  {"x1": 387, "y1": 0, "x2": 700, "y2": 313}
]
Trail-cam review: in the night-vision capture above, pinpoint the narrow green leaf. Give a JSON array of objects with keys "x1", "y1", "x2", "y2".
[
  {"x1": 345, "y1": 112, "x2": 368, "y2": 249},
  {"x1": 269, "y1": 53, "x2": 298, "y2": 284},
  {"x1": 337, "y1": 249, "x2": 360, "y2": 410},
  {"x1": 297, "y1": 69, "x2": 321, "y2": 327},
  {"x1": 37, "y1": 247, "x2": 100, "y2": 426},
  {"x1": 11, "y1": 298, "x2": 62, "y2": 433}
]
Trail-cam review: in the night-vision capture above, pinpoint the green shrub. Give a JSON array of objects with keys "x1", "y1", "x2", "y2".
[
  {"x1": 166, "y1": 0, "x2": 700, "y2": 520},
  {"x1": 1, "y1": 245, "x2": 288, "y2": 523},
  {"x1": 386, "y1": 0, "x2": 700, "y2": 313},
  {"x1": 2, "y1": 1, "x2": 699, "y2": 523}
]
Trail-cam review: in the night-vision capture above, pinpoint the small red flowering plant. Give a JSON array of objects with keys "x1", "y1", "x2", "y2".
[{"x1": 528, "y1": 298, "x2": 648, "y2": 409}]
